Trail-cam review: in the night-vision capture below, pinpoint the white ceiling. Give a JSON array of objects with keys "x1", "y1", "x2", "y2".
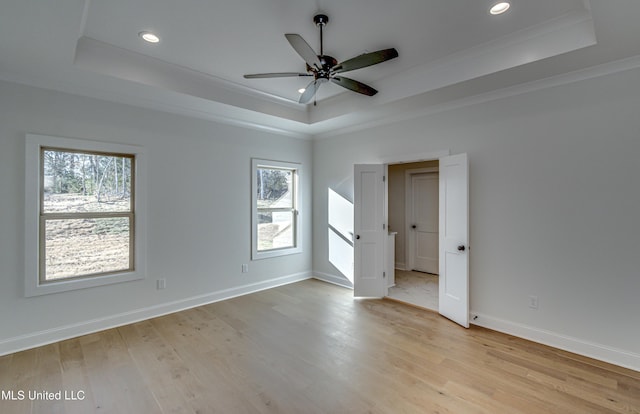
[{"x1": 2, "y1": 1, "x2": 640, "y2": 137}]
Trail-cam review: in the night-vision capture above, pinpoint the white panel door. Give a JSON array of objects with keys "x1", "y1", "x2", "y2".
[
  {"x1": 410, "y1": 173, "x2": 439, "y2": 274},
  {"x1": 353, "y1": 164, "x2": 386, "y2": 297},
  {"x1": 438, "y1": 153, "x2": 469, "y2": 328}
]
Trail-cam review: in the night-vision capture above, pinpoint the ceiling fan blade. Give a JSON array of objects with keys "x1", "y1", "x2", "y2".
[
  {"x1": 244, "y1": 72, "x2": 312, "y2": 79},
  {"x1": 332, "y1": 48, "x2": 399, "y2": 73},
  {"x1": 331, "y1": 76, "x2": 378, "y2": 96},
  {"x1": 285, "y1": 34, "x2": 322, "y2": 69},
  {"x1": 299, "y1": 79, "x2": 321, "y2": 104}
]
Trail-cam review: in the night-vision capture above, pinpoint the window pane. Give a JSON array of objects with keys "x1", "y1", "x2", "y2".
[
  {"x1": 257, "y1": 211, "x2": 294, "y2": 251},
  {"x1": 43, "y1": 150, "x2": 132, "y2": 213},
  {"x1": 256, "y1": 168, "x2": 292, "y2": 209},
  {"x1": 44, "y1": 217, "x2": 131, "y2": 280}
]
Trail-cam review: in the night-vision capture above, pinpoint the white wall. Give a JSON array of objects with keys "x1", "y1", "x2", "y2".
[
  {"x1": 0, "y1": 80, "x2": 312, "y2": 354},
  {"x1": 312, "y1": 67, "x2": 640, "y2": 370}
]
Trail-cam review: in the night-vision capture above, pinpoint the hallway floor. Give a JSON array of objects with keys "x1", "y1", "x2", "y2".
[{"x1": 387, "y1": 269, "x2": 438, "y2": 311}]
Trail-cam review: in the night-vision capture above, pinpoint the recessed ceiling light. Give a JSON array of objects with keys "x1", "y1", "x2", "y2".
[
  {"x1": 298, "y1": 88, "x2": 306, "y2": 94},
  {"x1": 489, "y1": 1, "x2": 511, "y2": 15},
  {"x1": 139, "y1": 31, "x2": 160, "y2": 44}
]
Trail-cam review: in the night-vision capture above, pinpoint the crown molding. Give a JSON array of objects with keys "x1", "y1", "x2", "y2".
[
  {"x1": 313, "y1": 53, "x2": 640, "y2": 139},
  {"x1": 0, "y1": 71, "x2": 313, "y2": 140}
]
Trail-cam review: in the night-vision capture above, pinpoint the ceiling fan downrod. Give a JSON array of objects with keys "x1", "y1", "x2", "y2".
[{"x1": 313, "y1": 14, "x2": 329, "y2": 56}]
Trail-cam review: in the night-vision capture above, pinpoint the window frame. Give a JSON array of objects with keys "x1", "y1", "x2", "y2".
[
  {"x1": 251, "y1": 158, "x2": 302, "y2": 260},
  {"x1": 25, "y1": 134, "x2": 147, "y2": 297}
]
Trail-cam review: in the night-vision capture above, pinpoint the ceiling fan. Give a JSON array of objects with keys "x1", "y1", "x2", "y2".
[{"x1": 244, "y1": 14, "x2": 399, "y2": 104}]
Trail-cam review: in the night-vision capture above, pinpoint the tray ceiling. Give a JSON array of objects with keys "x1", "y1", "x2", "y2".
[{"x1": 2, "y1": 1, "x2": 640, "y2": 136}]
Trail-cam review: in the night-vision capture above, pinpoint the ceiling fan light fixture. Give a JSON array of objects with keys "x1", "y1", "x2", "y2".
[
  {"x1": 139, "y1": 31, "x2": 160, "y2": 43},
  {"x1": 298, "y1": 88, "x2": 306, "y2": 94},
  {"x1": 489, "y1": 1, "x2": 511, "y2": 15}
]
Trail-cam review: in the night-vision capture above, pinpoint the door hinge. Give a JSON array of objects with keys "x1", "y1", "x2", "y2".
[
  {"x1": 383, "y1": 223, "x2": 386, "y2": 230},
  {"x1": 383, "y1": 271, "x2": 386, "y2": 278},
  {"x1": 383, "y1": 175, "x2": 386, "y2": 182}
]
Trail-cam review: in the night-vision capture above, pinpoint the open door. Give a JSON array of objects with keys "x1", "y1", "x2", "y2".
[
  {"x1": 438, "y1": 153, "x2": 470, "y2": 327},
  {"x1": 353, "y1": 164, "x2": 387, "y2": 297}
]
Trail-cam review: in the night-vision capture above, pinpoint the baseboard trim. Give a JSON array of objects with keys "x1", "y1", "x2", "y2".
[
  {"x1": 313, "y1": 271, "x2": 353, "y2": 289},
  {"x1": 471, "y1": 312, "x2": 640, "y2": 372},
  {"x1": 0, "y1": 271, "x2": 312, "y2": 357}
]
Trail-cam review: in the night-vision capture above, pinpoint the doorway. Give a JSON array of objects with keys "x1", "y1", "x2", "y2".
[
  {"x1": 386, "y1": 161, "x2": 439, "y2": 311},
  {"x1": 353, "y1": 152, "x2": 469, "y2": 327}
]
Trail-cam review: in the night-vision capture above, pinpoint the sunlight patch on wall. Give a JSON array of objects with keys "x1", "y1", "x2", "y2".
[
  {"x1": 328, "y1": 188, "x2": 353, "y2": 240},
  {"x1": 328, "y1": 188, "x2": 354, "y2": 282}
]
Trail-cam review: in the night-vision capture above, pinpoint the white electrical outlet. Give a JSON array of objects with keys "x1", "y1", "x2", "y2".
[
  {"x1": 157, "y1": 279, "x2": 166, "y2": 290},
  {"x1": 241, "y1": 264, "x2": 248, "y2": 273},
  {"x1": 529, "y1": 295, "x2": 539, "y2": 310}
]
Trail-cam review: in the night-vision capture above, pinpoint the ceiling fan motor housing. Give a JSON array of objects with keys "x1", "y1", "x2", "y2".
[
  {"x1": 318, "y1": 55, "x2": 337, "y2": 78},
  {"x1": 306, "y1": 56, "x2": 337, "y2": 79}
]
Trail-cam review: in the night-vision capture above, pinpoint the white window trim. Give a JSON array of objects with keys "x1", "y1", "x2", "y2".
[
  {"x1": 251, "y1": 158, "x2": 302, "y2": 260},
  {"x1": 25, "y1": 134, "x2": 147, "y2": 297}
]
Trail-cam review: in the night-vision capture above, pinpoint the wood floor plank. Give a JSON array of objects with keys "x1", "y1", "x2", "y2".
[
  {"x1": 1, "y1": 279, "x2": 639, "y2": 414},
  {"x1": 117, "y1": 322, "x2": 196, "y2": 414},
  {"x1": 80, "y1": 329, "x2": 161, "y2": 413},
  {"x1": 58, "y1": 338, "x2": 97, "y2": 414},
  {"x1": 31, "y1": 344, "x2": 65, "y2": 414},
  {"x1": 149, "y1": 312, "x2": 264, "y2": 413},
  {"x1": 189, "y1": 307, "x2": 328, "y2": 414},
  {"x1": 2, "y1": 347, "x2": 38, "y2": 414}
]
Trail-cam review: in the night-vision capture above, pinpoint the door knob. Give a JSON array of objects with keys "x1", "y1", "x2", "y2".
[
  {"x1": 457, "y1": 245, "x2": 466, "y2": 251},
  {"x1": 411, "y1": 225, "x2": 417, "y2": 229},
  {"x1": 356, "y1": 235, "x2": 360, "y2": 240}
]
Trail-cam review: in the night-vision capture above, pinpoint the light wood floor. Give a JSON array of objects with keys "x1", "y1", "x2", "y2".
[{"x1": 1, "y1": 280, "x2": 639, "y2": 414}]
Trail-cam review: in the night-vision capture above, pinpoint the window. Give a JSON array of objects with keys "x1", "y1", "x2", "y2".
[
  {"x1": 25, "y1": 134, "x2": 146, "y2": 296},
  {"x1": 251, "y1": 159, "x2": 301, "y2": 259}
]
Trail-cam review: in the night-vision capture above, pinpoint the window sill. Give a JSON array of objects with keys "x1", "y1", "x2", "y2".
[
  {"x1": 25, "y1": 270, "x2": 145, "y2": 297},
  {"x1": 252, "y1": 246, "x2": 302, "y2": 261}
]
